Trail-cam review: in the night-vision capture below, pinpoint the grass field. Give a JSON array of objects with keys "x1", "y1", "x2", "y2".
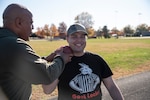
[{"x1": 29, "y1": 38, "x2": 150, "y2": 100}]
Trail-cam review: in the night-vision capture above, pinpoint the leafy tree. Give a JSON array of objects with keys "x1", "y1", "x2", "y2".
[
  {"x1": 134, "y1": 24, "x2": 149, "y2": 36},
  {"x1": 87, "y1": 28, "x2": 96, "y2": 38},
  {"x1": 36, "y1": 27, "x2": 45, "y2": 38},
  {"x1": 123, "y1": 25, "x2": 134, "y2": 37},
  {"x1": 111, "y1": 27, "x2": 119, "y2": 34},
  {"x1": 50, "y1": 24, "x2": 58, "y2": 41},
  {"x1": 102, "y1": 26, "x2": 110, "y2": 38},
  {"x1": 96, "y1": 27, "x2": 103, "y2": 39},
  {"x1": 43, "y1": 24, "x2": 50, "y2": 38},
  {"x1": 136, "y1": 24, "x2": 149, "y2": 33},
  {"x1": 74, "y1": 12, "x2": 94, "y2": 29},
  {"x1": 148, "y1": 26, "x2": 150, "y2": 31}
]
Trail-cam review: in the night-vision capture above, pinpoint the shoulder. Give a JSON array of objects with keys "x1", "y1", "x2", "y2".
[
  {"x1": 84, "y1": 51, "x2": 102, "y2": 59},
  {"x1": 5, "y1": 36, "x2": 34, "y2": 54},
  {"x1": 17, "y1": 38, "x2": 32, "y2": 48},
  {"x1": 84, "y1": 51, "x2": 106, "y2": 63},
  {"x1": 16, "y1": 38, "x2": 35, "y2": 54},
  {"x1": 0, "y1": 28, "x2": 30, "y2": 48}
]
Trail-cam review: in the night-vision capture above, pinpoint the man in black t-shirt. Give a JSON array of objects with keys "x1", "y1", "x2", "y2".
[{"x1": 42, "y1": 23, "x2": 124, "y2": 100}]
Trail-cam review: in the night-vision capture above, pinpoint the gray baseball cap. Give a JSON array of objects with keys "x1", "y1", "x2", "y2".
[{"x1": 67, "y1": 23, "x2": 88, "y2": 35}]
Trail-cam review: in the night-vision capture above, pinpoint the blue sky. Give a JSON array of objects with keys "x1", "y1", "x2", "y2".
[{"x1": 0, "y1": 0, "x2": 150, "y2": 32}]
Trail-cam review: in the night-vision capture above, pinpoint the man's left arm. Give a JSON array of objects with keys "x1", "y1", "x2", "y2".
[{"x1": 102, "y1": 76, "x2": 124, "y2": 100}]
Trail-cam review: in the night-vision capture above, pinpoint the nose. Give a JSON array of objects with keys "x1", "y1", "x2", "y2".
[{"x1": 76, "y1": 37, "x2": 84, "y2": 42}]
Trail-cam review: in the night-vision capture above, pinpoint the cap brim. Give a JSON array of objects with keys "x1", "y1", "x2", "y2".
[{"x1": 69, "y1": 30, "x2": 88, "y2": 35}]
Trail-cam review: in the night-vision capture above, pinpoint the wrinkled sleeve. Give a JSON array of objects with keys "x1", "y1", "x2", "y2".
[{"x1": 12, "y1": 39, "x2": 65, "y2": 85}]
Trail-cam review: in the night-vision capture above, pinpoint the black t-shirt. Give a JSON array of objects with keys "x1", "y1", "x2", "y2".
[{"x1": 58, "y1": 52, "x2": 113, "y2": 100}]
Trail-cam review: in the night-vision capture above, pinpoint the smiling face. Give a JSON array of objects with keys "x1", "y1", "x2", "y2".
[{"x1": 67, "y1": 32, "x2": 87, "y2": 56}]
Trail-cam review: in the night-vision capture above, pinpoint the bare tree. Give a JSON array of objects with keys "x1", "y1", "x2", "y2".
[
  {"x1": 58, "y1": 22, "x2": 67, "y2": 39},
  {"x1": 75, "y1": 12, "x2": 94, "y2": 29}
]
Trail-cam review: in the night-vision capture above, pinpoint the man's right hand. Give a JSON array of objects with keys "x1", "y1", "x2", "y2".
[
  {"x1": 45, "y1": 46, "x2": 73, "y2": 64},
  {"x1": 55, "y1": 47, "x2": 73, "y2": 64}
]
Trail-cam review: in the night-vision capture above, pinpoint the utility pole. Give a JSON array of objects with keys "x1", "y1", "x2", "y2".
[
  {"x1": 114, "y1": 10, "x2": 118, "y2": 38},
  {"x1": 138, "y1": 13, "x2": 142, "y2": 25}
]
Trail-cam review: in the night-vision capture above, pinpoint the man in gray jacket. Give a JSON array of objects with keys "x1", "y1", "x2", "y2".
[{"x1": 0, "y1": 3, "x2": 72, "y2": 100}]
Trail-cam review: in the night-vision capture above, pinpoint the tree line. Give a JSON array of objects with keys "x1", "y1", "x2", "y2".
[{"x1": 31, "y1": 12, "x2": 150, "y2": 40}]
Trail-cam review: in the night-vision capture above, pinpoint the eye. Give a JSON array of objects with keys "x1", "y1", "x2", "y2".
[
  {"x1": 70, "y1": 35, "x2": 77, "y2": 39},
  {"x1": 81, "y1": 36, "x2": 85, "y2": 39}
]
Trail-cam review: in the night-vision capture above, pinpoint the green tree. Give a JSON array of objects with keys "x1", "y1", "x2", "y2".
[
  {"x1": 123, "y1": 25, "x2": 134, "y2": 37},
  {"x1": 135, "y1": 24, "x2": 149, "y2": 36},
  {"x1": 136, "y1": 24, "x2": 149, "y2": 33},
  {"x1": 102, "y1": 26, "x2": 110, "y2": 38}
]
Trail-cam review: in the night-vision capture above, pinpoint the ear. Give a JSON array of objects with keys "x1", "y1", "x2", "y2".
[
  {"x1": 15, "y1": 17, "x2": 22, "y2": 28},
  {"x1": 66, "y1": 36, "x2": 69, "y2": 43}
]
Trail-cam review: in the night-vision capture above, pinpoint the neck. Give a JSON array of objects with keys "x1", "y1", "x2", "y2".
[{"x1": 73, "y1": 51, "x2": 85, "y2": 57}]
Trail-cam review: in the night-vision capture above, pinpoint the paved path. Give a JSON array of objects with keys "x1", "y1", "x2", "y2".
[
  {"x1": 102, "y1": 71, "x2": 150, "y2": 100},
  {"x1": 49, "y1": 71, "x2": 150, "y2": 100}
]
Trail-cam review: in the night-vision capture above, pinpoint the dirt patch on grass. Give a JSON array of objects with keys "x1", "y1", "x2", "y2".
[
  {"x1": 31, "y1": 62, "x2": 150, "y2": 100},
  {"x1": 112, "y1": 61, "x2": 150, "y2": 79}
]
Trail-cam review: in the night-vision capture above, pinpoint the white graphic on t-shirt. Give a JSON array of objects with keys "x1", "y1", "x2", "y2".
[{"x1": 69, "y1": 63, "x2": 100, "y2": 94}]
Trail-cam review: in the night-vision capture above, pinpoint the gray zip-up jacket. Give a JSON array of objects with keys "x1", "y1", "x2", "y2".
[{"x1": 0, "y1": 28, "x2": 65, "y2": 100}]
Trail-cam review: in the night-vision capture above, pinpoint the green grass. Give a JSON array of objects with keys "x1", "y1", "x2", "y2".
[
  {"x1": 28, "y1": 38, "x2": 150, "y2": 71},
  {"x1": 86, "y1": 38, "x2": 150, "y2": 70},
  {"x1": 30, "y1": 38, "x2": 150, "y2": 99}
]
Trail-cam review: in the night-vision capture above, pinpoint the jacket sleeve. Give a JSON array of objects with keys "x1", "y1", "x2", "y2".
[{"x1": 12, "y1": 39, "x2": 65, "y2": 84}]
